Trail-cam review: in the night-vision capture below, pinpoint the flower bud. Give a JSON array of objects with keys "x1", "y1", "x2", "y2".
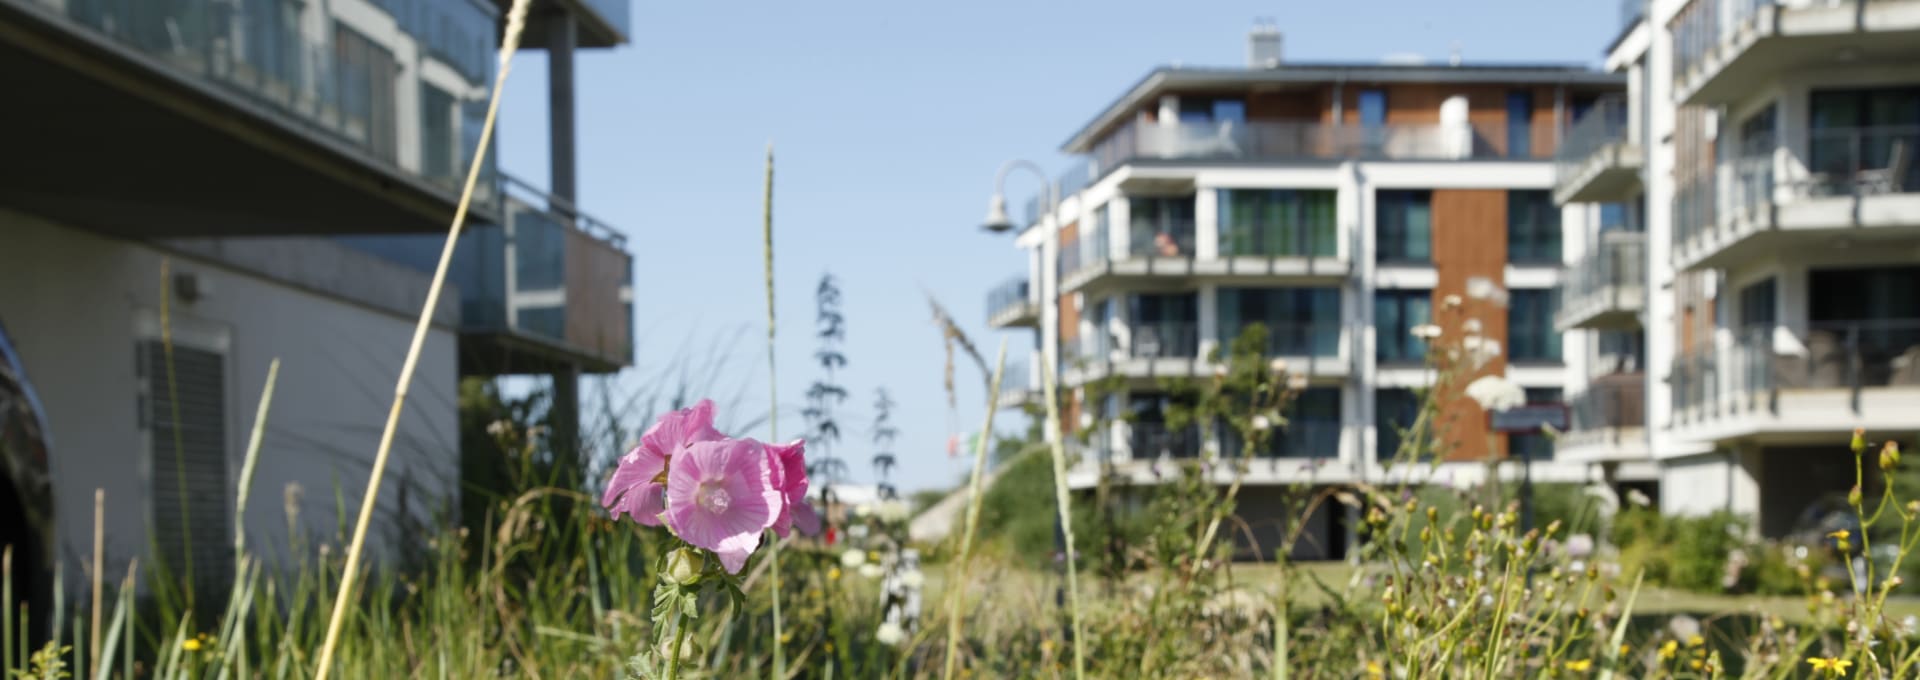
[
  {"x1": 1853, "y1": 428, "x2": 1869, "y2": 455},
  {"x1": 664, "y1": 548, "x2": 704, "y2": 586},
  {"x1": 1849, "y1": 485, "x2": 1864, "y2": 508},
  {"x1": 1883, "y1": 441, "x2": 1903, "y2": 471}
]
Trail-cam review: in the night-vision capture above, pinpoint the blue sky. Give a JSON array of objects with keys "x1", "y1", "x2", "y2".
[{"x1": 493, "y1": 0, "x2": 1623, "y2": 493}]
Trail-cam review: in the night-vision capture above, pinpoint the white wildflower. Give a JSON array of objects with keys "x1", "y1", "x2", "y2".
[
  {"x1": 859, "y1": 563, "x2": 886, "y2": 579},
  {"x1": 1462, "y1": 318, "x2": 1482, "y2": 334},
  {"x1": 1252, "y1": 415, "x2": 1272, "y2": 431},
  {"x1": 1287, "y1": 374, "x2": 1309, "y2": 391},
  {"x1": 1465, "y1": 375, "x2": 1525, "y2": 412},
  {"x1": 1466, "y1": 276, "x2": 1509, "y2": 307},
  {"x1": 1626, "y1": 489, "x2": 1652, "y2": 507},
  {"x1": 1443, "y1": 293, "x2": 1463, "y2": 308},
  {"x1": 1410, "y1": 323, "x2": 1442, "y2": 339},
  {"x1": 840, "y1": 549, "x2": 867, "y2": 568},
  {"x1": 875, "y1": 621, "x2": 906, "y2": 646},
  {"x1": 854, "y1": 503, "x2": 875, "y2": 518},
  {"x1": 1269, "y1": 357, "x2": 1289, "y2": 374},
  {"x1": 874, "y1": 500, "x2": 911, "y2": 523},
  {"x1": 897, "y1": 569, "x2": 926, "y2": 589}
]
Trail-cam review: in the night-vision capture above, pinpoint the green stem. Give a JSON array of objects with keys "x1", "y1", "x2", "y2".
[
  {"x1": 941, "y1": 342, "x2": 1009, "y2": 680},
  {"x1": 762, "y1": 143, "x2": 786, "y2": 680},
  {"x1": 667, "y1": 607, "x2": 690, "y2": 680}
]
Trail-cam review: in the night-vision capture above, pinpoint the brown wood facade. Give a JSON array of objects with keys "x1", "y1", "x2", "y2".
[{"x1": 1431, "y1": 189, "x2": 1511, "y2": 462}]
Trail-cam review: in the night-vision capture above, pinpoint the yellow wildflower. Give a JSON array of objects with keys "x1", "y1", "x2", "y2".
[
  {"x1": 1808, "y1": 656, "x2": 1853, "y2": 677},
  {"x1": 1565, "y1": 659, "x2": 1592, "y2": 672},
  {"x1": 1366, "y1": 660, "x2": 1384, "y2": 677},
  {"x1": 828, "y1": 567, "x2": 842, "y2": 581},
  {"x1": 1828, "y1": 529, "x2": 1851, "y2": 541},
  {"x1": 1659, "y1": 640, "x2": 1678, "y2": 660},
  {"x1": 1687, "y1": 634, "x2": 1704, "y2": 647},
  {"x1": 1618, "y1": 643, "x2": 1631, "y2": 656},
  {"x1": 182, "y1": 638, "x2": 203, "y2": 652}
]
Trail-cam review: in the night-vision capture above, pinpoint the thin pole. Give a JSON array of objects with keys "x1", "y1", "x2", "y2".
[
  {"x1": 311, "y1": 2, "x2": 532, "y2": 676},
  {"x1": 763, "y1": 142, "x2": 788, "y2": 680},
  {"x1": 90, "y1": 489, "x2": 103, "y2": 670}
]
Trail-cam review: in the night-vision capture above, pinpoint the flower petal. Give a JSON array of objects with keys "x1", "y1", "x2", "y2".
[{"x1": 601, "y1": 447, "x2": 664, "y2": 520}]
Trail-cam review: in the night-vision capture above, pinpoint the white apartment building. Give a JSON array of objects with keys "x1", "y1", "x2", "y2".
[
  {"x1": 986, "y1": 35, "x2": 1658, "y2": 560},
  {"x1": 1556, "y1": 0, "x2": 1920, "y2": 537}
]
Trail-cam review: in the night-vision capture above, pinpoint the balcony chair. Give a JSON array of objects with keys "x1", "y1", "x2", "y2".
[
  {"x1": 1891, "y1": 345, "x2": 1920, "y2": 386},
  {"x1": 1856, "y1": 140, "x2": 1909, "y2": 196}
]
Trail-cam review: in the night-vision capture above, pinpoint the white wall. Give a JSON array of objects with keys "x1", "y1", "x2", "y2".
[
  {"x1": 0, "y1": 210, "x2": 460, "y2": 589},
  {"x1": 1659, "y1": 450, "x2": 1759, "y2": 519}
]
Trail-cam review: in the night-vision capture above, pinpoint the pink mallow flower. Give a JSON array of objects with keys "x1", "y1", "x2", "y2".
[
  {"x1": 766, "y1": 439, "x2": 821, "y2": 538},
  {"x1": 602, "y1": 400, "x2": 722, "y2": 525},
  {"x1": 665, "y1": 438, "x2": 784, "y2": 573}
]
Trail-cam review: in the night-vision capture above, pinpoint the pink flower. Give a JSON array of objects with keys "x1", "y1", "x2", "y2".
[
  {"x1": 602, "y1": 400, "x2": 722, "y2": 525},
  {"x1": 766, "y1": 439, "x2": 821, "y2": 538},
  {"x1": 665, "y1": 438, "x2": 783, "y2": 573}
]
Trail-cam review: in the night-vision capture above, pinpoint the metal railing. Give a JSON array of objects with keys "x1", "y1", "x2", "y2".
[
  {"x1": 1129, "y1": 322, "x2": 1201, "y2": 359},
  {"x1": 1219, "y1": 218, "x2": 1338, "y2": 257},
  {"x1": 1799, "y1": 125, "x2": 1920, "y2": 197},
  {"x1": 986, "y1": 276, "x2": 1031, "y2": 322},
  {"x1": 1554, "y1": 94, "x2": 1633, "y2": 186},
  {"x1": 1671, "y1": 176, "x2": 1718, "y2": 250},
  {"x1": 1557, "y1": 231, "x2": 1646, "y2": 314},
  {"x1": 1088, "y1": 118, "x2": 1520, "y2": 171},
  {"x1": 1131, "y1": 421, "x2": 1204, "y2": 459},
  {"x1": 1222, "y1": 419, "x2": 1343, "y2": 458},
  {"x1": 1676, "y1": 320, "x2": 1920, "y2": 417},
  {"x1": 1569, "y1": 377, "x2": 1646, "y2": 431},
  {"x1": 1224, "y1": 322, "x2": 1342, "y2": 358}
]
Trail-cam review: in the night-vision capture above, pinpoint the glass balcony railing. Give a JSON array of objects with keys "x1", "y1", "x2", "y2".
[
  {"x1": 1222, "y1": 322, "x2": 1342, "y2": 358},
  {"x1": 986, "y1": 277, "x2": 1033, "y2": 325},
  {"x1": 1556, "y1": 232, "x2": 1646, "y2": 325},
  {"x1": 1678, "y1": 125, "x2": 1917, "y2": 259},
  {"x1": 1219, "y1": 221, "x2": 1338, "y2": 258},
  {"x1": 1674, "y1": 320, "x2": 1920, "y2": 416},
  {"x1": 1088, "y1": 118, "x2": 1527, "y2": 171},
  {"x1": 1569, "y1": 378, "x2": 1646, "y2": 432},
  {"x1": 17, "y1": 0, "x2": 499, "y2": 193},
  {"x1": 1129, "y1": 322, "x2": 1200, "y2": 359},
  {"x1": 1131, "y1": 421, "x2": 1204, "y2": 459},
  {"x1": 1554, "y1": 95, "x2": 1635, "y2": 186},
  {"x1": 1221, "y1": 420, "x2": 1342, "y2": 458},
  {"x1": 1127, "y1": 218, "x2": 1198, "y2": 258}
]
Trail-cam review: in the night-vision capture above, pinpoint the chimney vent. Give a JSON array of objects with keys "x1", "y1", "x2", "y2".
[{"x1": 1248, "y1": 20, "x2": 1281, "y2": 69}]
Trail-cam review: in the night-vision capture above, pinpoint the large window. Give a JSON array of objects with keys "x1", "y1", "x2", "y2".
[
  {"x1": 1178, "y1": 98, "x2": 1247, "y2": 124},
  {"x1": 1376, "y1": 190, "x2": 1432, "y2": 263},
  {"x1": 1508, "y1": 289, "x2": 1561, "y2": 363},
  {"x1": 1129, "y1": 196, "x2": 1196, "y2": 257},
  {"x1": 1129, "y1": 392, "x2": 1202, "y2": 459},
  {"x1": 1809, "y1": 266, "x2": 1920, "y2": 323},
  {"x1": 1509, "y1": 387, "x2": 1562, "y2": 461},
  {"x1": 1809, "y1": 87, "x2": 1920, "y2": 191},
  {"x1": 1376, "y1": 388, "x2": 1422, "y2": 461},
  {"x1": 1375, "y1": 289, "x2": 1432, "y2": 363},
  {"x1": 1223, "y1": 387, "x2": 1341, "y2": 458},
  {"x1": 334, "y1": 22, "x2": 399, "y2": 162},
  {"x1": 1507, "y1": 190, "x2": 1561, "y2": 264},
  {"x1": 1219, "y1": 189, "x2": 1337, "y2": 257},
  {"x1": 420, "y1": 84, "x2": 457, "y2": 186},
  {"x1": 1507, "y1": 90, "x2": 1535, "y2": 158},
  {"x1": 1738, "y1": 277, "x2": 1777, "y2": 330},
  {"x1": 1218, "y1": 288, "x2": 1340, "y2": 356},
  {"x1": 1129, "y1": 294, "x2": 1199, "y2": 358}
]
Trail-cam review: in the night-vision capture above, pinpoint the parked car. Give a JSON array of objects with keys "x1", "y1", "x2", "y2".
[{"x1": 0, "y1": 317, "x2": 54, "y2": 640}]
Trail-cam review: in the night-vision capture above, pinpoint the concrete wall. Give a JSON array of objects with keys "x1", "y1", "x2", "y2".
[{"x1": 0, "y1": 209, "x2": 460, "y2": 590}]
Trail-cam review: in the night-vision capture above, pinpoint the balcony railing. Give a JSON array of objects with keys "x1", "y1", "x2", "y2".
[
  {"x1": 1674, "y1": 320, "x2": 1920, "y2": 416},
  {"x1": 18, "y1": 0, "x2": 499, "y2": 192},
  {"x1": 1554, "y1": 95, "x2": 1640, "y2": 201},
  {"x1": 1221, "y1": 420, "x2": 1343, "y2": 458},
  {"x1": 1677, "y1": 125, "x2": 1918, "y2": 263},
  {"x1": 1556, "y1": 232, "x2": 1646, "y2": 329},
  {"x1": 1219, "y1": 220, "x2": 1338, "y2": 258},
  {"x1": 1088, "y1": 118, "x2": 1523, "y2": 171},
  {"x1": 1130, "y1": 322, "x2": 1201, "y2": 359},
  {"x1": 1569, "y1": 378, "x2": 1646, "y2": 432},
  {"x1": 1801, "y1": 126, "x2": 1920, "y2": 197},
  {"x1": 1131, "y1": 421, "x2": 1204, "y2": 459},
  {"x1": 1224, "y1": 322, "x2": 1342, "y2": 358},
  {"x1": 986, "y1": 276, "x2": 1034, "y2": 326},
  {"x1": 1127, "y1": 217, "x2": 1198, "y2": 258}
]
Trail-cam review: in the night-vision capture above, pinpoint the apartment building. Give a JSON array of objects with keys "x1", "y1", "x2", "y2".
[
  {"x1": 1556, "y1": 0, "x2": 1920, "y2": 538},
  {"x1": 0, "y1": 0, "x2": 632, "y2": 607},
  {"x1": 986, "y1": 33, "x2": 1644, "y2": 560}
]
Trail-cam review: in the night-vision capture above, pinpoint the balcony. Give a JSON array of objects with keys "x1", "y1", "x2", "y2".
[
  {"x1": 1063, "y1": 321, "x2": 1201, "y2": 386},
  {"x1": 996, "y1": 359, "x2": 1036, "y2": 411},
  {"x1": 1088, "y1": 118, "x2": 1529, "y2": 173},
  {"x1": 1673, "y1": 126, "x2": 1920, "y2": 271},
  {"x1": 1128, "y1": 421, "x2": 1204, "y2": 460},
  {"x1": 1670, "y1": 321, "x2": 1920, "y2": 445},
  {"x1": 1553, "y1": 95, "x2": 1642, "y2": 204},
  {"x1": 1557, "y1": 376, "x2": 1649, "y2": 462},
  {"x1": 986, "y1": 277, "x2": 1039, "y2": 329},
  {"x1": 1554, "y1": 231, "x2": 1647, "y2": 331},
  {"x1": 506, "y1": 0, "x2": 631, "y2": 48},
  {"x1": 0, "y1": 0, "x2": 503, "y2": 237},
  {"x1": 1671, "y1": 0, "x2": 1920, "y2": 107},
  {"x1": 1220, "y1": 419, "x2": 1343, "y2": 459},
  {"x1": 453, "y1": 176, "x2": 633, "y2": 375},
  {"x1": 1058, "y1": 212, "x2": 1197, "y2": 294}
]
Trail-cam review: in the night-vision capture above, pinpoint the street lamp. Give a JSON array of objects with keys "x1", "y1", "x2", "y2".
[{"x1": 982, "y1": 159, "x2": 1055, "y2": 234}]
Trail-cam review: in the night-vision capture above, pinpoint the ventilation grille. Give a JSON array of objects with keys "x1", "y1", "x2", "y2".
[{"x1": 139, "y1": 340, "x2": 232, "y2": 607}]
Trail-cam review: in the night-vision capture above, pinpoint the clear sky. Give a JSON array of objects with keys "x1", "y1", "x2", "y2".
[{"x1": 493, "y1": 0, "x2": 1624, "y2": 494}]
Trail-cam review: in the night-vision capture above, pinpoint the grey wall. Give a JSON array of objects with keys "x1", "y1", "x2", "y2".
[{"x1": 0, "y1": 208, "x2": 461, "y2": 592}]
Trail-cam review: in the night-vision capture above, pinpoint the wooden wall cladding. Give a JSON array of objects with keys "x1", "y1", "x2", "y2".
[
  {"x1": 564, "y1": 229, "x2": 633, "y2": 363},
  {"x1": 1431, "y1": 189, "x2": 1509, "y2": 462}
]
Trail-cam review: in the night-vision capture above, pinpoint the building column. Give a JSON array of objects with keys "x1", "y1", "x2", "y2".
[
  {"x1": 551, "y1": 364, "x2": 581, "y2": 475},
  {"x1": 1197, "y1": 284, "x2": 1219, "y2": 361},
  {"x1": 548, "y1": 11, "x2": 578, "y2": 206},
  {"x1": 1194, "y1": 184, "x2": 1219, "y2": 260}
]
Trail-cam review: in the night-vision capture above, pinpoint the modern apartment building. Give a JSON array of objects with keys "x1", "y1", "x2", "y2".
[
  {"x1": 986, "y1": 32, "x2": 1647, "y2": 560},
  {"x1": 1555, "y1": 0, "x2": 1920, "y2": 538},
  {"x1": 0, "y1": 0, "x2": 632, "y2": 606}
]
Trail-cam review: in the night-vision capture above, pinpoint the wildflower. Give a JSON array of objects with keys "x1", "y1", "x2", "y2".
[
  {"x1": 1687, "y1": 634, "x2": 1704, "y2": 648},
  {"x1": 1807, "y1": 656, "x2": 1853, "y2": 677},
  {"x1": 1365, "y1": 660, "x2": 1385, "y2": 677},
  {"x1": 874, "y1": 500, "x2": 911, "y2": 523},
  {"x1": 1287, "y1": 374, "x2": 1309, "y2": 391},
  {"x1": 1269, "y1": 357, "x2": 1288, "y2": 374},
  {"x1": 766, "y1": 439, "x2": 820, "y2": 537},
  {"x1": 1853, "y1": 428, "x2": 1868, "y2": 455},
  {"x1": 1465, "y1": 375, "x2": 1525, "y2": 412},
  {"x1": 828, "y1": 567, "x2": 842, "y2": 580},
  {"x1": 854, "y1": 503, "x2": 875, "y2": 518},
  {"x1": 1882, "y1": 441, "x2": 1902, "y2": 471},
  {"x1": 1659, "y1": 640, "x2": 1678, "y2": 660},
  {"x1": 859, "y1": 563, "x2": 885, "y2": 579},
  {"x1": 604, "y1": 400, "x2": 723, "y2": 525},
  {"x1": 875, "y1": 622, "x2": 906, "y2": 646},
  {"x1": 1830, "y1": 529, "x2": 1853, "y2": 552},
  {"x1": 1848, "y1": 485, "x2": 1864, "y2": 507},
  {"x1": 485, "y1": 419, "x2": 512, "y2": 438},
  {"x1": 1410, "y1": 323, "x2": 1442, "y2": 340},
  {"x1": 182, "y1": 638, "x2": 203, "y2": 652},
  {"x1": 1466, "y1": 276, "x2": 1508, "y2": 306},
  {"x1": 1462, "y1": 317, "x2": 1482, "y2": 334},
  {"x1": 662, "y1": 438, "x2": 783, "y2": 573},
  {"x1": 841, "y1": 549, "x2": 867, "y2": 568},
  {"x1": 1619, "y1": 644, "x2": 1631, "y2": 656},
  {"x1": 1565, "y1": 658, "x2": 1592, "y2": 672},
  {"x1": 664, "y1": 547, "x2": 704, "y2": 586},
  {"x1": 1443, "y1": 294, "x2": 1463, "y2": 309},
  {"x1": 898, "y1": 568, "x2": 925, "y2": 589},
  {"x1": 1252, "y1": 415, "x2": 1272, "y2": 431}
]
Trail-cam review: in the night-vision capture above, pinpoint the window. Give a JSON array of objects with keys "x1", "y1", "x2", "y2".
[
  {"x1": 138, "y1": 339, "x2": 233, "y2": 610},
  {"x1": 1507, "y1": 190, "x2": 1561, "y2": 264},
  {"x1": 1375, "y1": 289, "x2": 1432, "y2": 363},
  {"x1": 1597, "y1": 330, "x2": 1644, "y2": 373},
  {"x1": 1738, "y1": 105, "x2": 1777, "y2": 157},
  {"x1": 1508, "y1": 289, "x2": 1561, "y2": 363},
  {"x1": 1218, "y1": 189, "x2": 1337, "y2": 257},
  {"x1": 1129, "y1": 196, "x2": 1196, "y2": 257},
  {"x1": 241, "y1": 0, "x2": 301, "y2": 87},
  {"x1": 1738, "y1": 278, "x2": 1777, "y2": 330},
  {"x1": 1600, "y1": 196, "x2": 1645, "y2": 233},
  {"x1": 1223, "y1": 387, "x2": 1341, "y2": 458},
  {"x1": 1376, "y1": 388, "x2": 1423, "y2": 461},
  {"x1": 1358, "y1": 90, "x2": 1387, "y2": 128},
  {"x1": 334, "y1": 22, "x2": 399, "y2": 162},
  {"x1": 420, "y1": 84, "x2": 457, "y2": 186},
  {"x1": 1509, "y1": 387, "x2": 1562, "y2": 461},
  {"x1": 1128, "y1": 294, "x2": 1199, "y2": 358},
  {"x1": 1376, "y1": 190, "x2": 1432, "y2": 262},
  {"x1": 1177, "y1": 98, "x2": 1246, "y2": 124},
  {"x1": 1809, "y1": 267, "x2": 1920, "y2": 323},
  {"x1": 1129, "y1": 392, "x2": 1202, "y2": 459},
  {"x1": 1507, "y1": 90, "x2": 1535, "y2": 158},
  {"x1": 1218, "y1": 288, "x2": 1340, "y2": 356}
]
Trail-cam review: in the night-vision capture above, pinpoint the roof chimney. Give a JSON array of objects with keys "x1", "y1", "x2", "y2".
[{"x1": 1247, "y1": 20, "x2": 1281, "y2": 69}]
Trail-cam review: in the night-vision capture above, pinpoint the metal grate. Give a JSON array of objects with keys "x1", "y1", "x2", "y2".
[{"x1": 139, "y1": 340, "x2": 231, "y2": 608}]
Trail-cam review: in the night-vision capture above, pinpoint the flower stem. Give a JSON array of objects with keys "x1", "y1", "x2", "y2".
[{"x1": 667, "y1": 607, "x2": 690, "y2": 680}]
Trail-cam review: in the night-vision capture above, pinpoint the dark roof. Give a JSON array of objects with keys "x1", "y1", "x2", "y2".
[{"x1": 1062, "y1": 63, "x2": 1626, "y2": 152}]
